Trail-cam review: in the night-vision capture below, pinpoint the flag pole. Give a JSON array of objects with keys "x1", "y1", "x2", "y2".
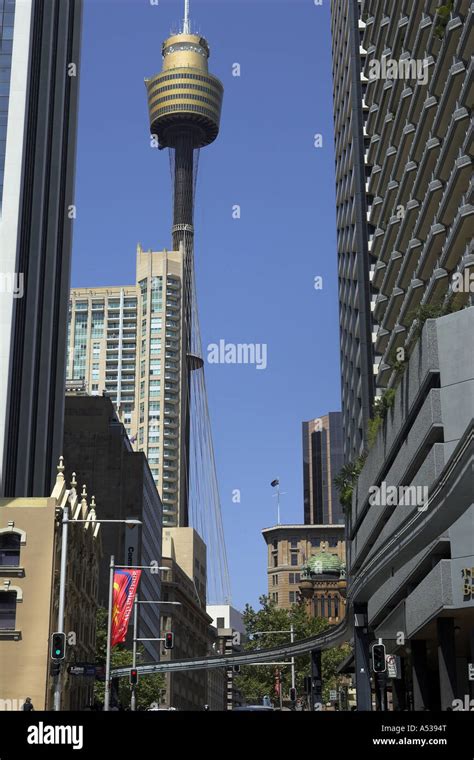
[
  {"x1": 277, "y1": 478, "x2": 281, "y2": 526},
  {"x1": 104, "y1": 555, "x2": 115, "y2": 711}
]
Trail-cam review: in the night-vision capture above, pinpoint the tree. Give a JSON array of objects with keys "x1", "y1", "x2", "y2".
[
  {"x1": 234, "y1": 596, "x2": 351, "y2": 706},
  {"x1": 93, "y1": 607, "x2": 166, "y2": 710}
]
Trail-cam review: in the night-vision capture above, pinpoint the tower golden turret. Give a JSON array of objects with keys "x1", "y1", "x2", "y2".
[{"x1": 145, "y1": 0, "x2": 223, "y2": 250}]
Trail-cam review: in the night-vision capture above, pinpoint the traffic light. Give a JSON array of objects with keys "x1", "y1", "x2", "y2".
[
  {"x1": 289, "y1": 687, "x2": 297, "y2": 702},
  {"x1": 303, "y1": 676, "x2": 311, "y2": 694},
  {"x1": 371, "y1": 643, "x2": 386, "y2": 673},
  {"x1": 164, "y1": 632, "x2": 174, "y2": 650},
  {"x1": 129, "y1": 668, "x2": 138, "y2": 686},
  {"x1": 50, "y1": 632, "x2": 66, "y2": 661},
  {"x1": 232, "y1": 664, "x2": 240, "y2": 674},
  {"x1": 50, "y1": 661, "x2": 61, "y2": 677}
]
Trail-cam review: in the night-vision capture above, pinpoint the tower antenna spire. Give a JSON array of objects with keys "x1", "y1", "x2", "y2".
[{"x1": 183, "y1": 0, "x2": 191, "y2": 34}]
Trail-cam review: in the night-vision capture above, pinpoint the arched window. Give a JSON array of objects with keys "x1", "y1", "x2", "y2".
[
  {"x1": 0, "y1": 533, "x2": 21, "y2": 567},
  {"x1": 0, "y1": 591, "x2": 17, "y2": 629}
]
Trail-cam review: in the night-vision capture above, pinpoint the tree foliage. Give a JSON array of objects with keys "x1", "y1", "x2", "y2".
[
  {"x1": 93, "y1": 607, "x2": 166, "y2": 710},
  {"x1": 234, "y1": 596, "x2": 351, "y2": 705}
]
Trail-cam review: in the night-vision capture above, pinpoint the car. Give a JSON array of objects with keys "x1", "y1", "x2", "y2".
[{"x1": 232, "y1": 705, "x2": 274, "y2": 712}]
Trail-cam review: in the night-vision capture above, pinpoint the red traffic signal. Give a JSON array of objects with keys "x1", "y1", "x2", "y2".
[
  {"x1": 129, "y1": 668, "x2": 138, "y2": 686},
  {"x1": 164, "y1": 632, "x2": 174, "y2": 650}
]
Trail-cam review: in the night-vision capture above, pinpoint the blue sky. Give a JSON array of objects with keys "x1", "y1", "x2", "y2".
[{"x1": 72, "y1": 0, "x2": 341, "y2": 611}]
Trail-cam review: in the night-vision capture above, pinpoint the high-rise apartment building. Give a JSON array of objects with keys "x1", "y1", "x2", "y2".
[
  {"x1": 0, "y1": 0, "x2": 82, "y2": 496},
  {"x1": 330, "y1": 0, "x2": 374, "y2": 462},
  {"x1": 302, "y1": 412, "x2": 345, "y2": 525},
  {"x1": 330, "y1": 0, "x2": 474, "y2": 711},
  {"x1": 68, "y1": 245, "x2": 184, "y2": 527}
]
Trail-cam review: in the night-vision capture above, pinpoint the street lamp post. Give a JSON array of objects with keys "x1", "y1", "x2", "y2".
[
  {"x1": 54, "y1": 508, "x2": 142, "y2": 712},
  {"x1": 130, "y1": 598, "x2": 181, "y2": 711},
  {"x1": 103, "y1": 563, "x2": 168, "y2": 712}
]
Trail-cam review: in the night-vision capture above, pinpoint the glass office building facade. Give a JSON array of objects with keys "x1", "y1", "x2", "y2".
[{"x1": 0, "y1": 0, "x2": 15, "y2": 211}]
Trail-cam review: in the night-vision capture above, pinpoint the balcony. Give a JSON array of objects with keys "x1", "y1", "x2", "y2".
[
  {"x1": 413, "y1": 179, "x2": 444, "y2": 242},
  {"x1": 392, "y1": 121, "x2": 415, "y2": 181},
  {"x1": 410, "y1": 95, "x2": 438, "y2": 162},
  {"x1": 437, "y1": 154, "x2": 472, "y2": 227},
  {"x1": 432, "y1": 61, "x2": 466, "y2": 140},
  {"x1": 380, "y1": 250, "x2": 403, "y2": 296},
  {"x1": 416, "y1": 223, "x2": 446, "y2": 281},
  {"x1": 398, "y1": 238, "x2": 423, "y2": 289},
  {"x1": 441, "y1": 204, "x2": 474, "y2": 270},
  {"x1": 434, "y1": 107, "x2": 471, "y2": 182}
]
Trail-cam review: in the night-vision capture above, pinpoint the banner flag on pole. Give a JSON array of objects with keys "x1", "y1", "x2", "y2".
[{"x1": 111, "y1": 569, "x2": 141, "y2": 647}]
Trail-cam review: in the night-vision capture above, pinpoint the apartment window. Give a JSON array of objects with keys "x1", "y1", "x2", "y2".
[
  {"x1": 0, "y1": 534, "x2": 20, "y2": 567},
  {"x1": 290, "y1": 553, "x2": 298, "y2": 567},
  {"x1": 271, "y1": 592, "x2": 278, "y2": 604},
  {"x1": 216, "y1": 617, "x2": 225, "y2": 628},
  {"x1": 328, "y1": 537, "x2": 338, "y2": 547},
  {"x1": 272, "y1": 540, "x2": 277, "y2": 550},
  {"x1": 0, "y1": 591, "x2": 17, "y2": 630},
  {"x1": 290, "y1": 538, "x2": 298, "y2": 549},
  {"x1": 273, "y1": 555, "x2": 278, "y2": 568},
  {"x1": 289, "y1": 572, "x2": 301, "y2": 584},
  {"x1": 289, "y1": 592, "x2": 297, "y2": 604}
]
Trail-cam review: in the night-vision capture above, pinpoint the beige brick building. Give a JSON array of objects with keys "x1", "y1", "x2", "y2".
[
  {"x1": 262, "y1": 525, "x2": 346, "y2": 622},
  {"x1": 0, "y1": 460, "x2": 100, "y2": 710},
  {"x1": 159, "y1": 527, "x2": 213, "y2": 710}
]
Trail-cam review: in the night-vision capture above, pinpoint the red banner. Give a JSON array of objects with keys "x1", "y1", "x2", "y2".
[{"x1": 111, "y1": 569, "x2": 141, "y2": 647}]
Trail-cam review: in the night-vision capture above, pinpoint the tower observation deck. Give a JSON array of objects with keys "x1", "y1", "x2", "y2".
[{"x1": 145, "y1": 6, "x2": 223, "y2": 251}]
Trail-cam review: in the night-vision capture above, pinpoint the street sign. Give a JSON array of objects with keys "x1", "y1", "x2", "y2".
[
  {"x1": 468, "y1": 663, "x2": 474, "y2": 681},
  {"x1": 329, "y1": 690, "x2": 337, "y2": 701},
  {"x1": 386, "y1": 654, "x2": 401, "y2": 679},
  {"x1": 67, "y1": 663, "x2": 97, "y2": 677}
]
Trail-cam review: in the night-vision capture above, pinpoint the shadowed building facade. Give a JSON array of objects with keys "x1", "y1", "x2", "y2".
[
  {"x1": 0, "y1": 0, "x2": 83, "y2": 497},
  {"x1": 303, "y1": 412, "x2": 344, "y2": 525}
]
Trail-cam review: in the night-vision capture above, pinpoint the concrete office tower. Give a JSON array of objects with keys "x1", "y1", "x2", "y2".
[
  {"x1": 68, "y1": 245, "x2": 185, "y2": 528},
  {"x1": 0, "y1": 0, "x2": 83, "y2": 496},
  {"x1": 302, "y1": 412, "x2": 344, "y2": 525},
  {"x1": 330, "y1": 0, "x2": 374, "y2": 461},
  {"x1": 330, "y1": 0, "x2": 474, "y2": 711},
  {"x1": 363, "y1": 1, "x2": 473, "y2": 385}
]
